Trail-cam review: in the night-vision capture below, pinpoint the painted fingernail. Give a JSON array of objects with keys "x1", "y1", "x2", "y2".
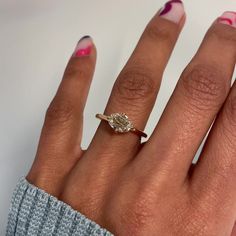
[
  {"x1": 217, "y1": 11, "x2": 236, "y2": 28},
  {"x1": 73, "y1": 35, "x2": 93, "y2": 57},
  {"x1": 159, "y1": 0, "x2": 185, "y2": 24}
]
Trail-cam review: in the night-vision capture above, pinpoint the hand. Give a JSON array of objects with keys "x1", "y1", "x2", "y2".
[{"x1": 26, "y1": 2, "x2": 236, "y2": 235}]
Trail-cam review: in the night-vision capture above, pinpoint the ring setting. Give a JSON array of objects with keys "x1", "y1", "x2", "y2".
[{"x1": 96, "y1": 113, "x2": 147, "y2": 138}]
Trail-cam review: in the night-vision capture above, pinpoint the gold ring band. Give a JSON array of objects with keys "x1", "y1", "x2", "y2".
[{"x1": 96, "y1": 113, "x2": 147, "y2": 138}]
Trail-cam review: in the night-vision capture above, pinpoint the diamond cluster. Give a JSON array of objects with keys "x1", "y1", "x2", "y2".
[{"x1": 108, "y1": 113, "x2": 134, "y2": 133}]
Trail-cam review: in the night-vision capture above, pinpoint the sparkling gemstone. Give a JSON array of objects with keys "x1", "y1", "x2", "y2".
[{"x1": 108, "y1": 113, "x2": 134, "y2": 133}]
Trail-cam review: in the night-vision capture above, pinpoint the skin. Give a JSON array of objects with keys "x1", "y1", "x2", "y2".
[{"x1": 26, "y1": 8, "x2": 236, "y2": 236}]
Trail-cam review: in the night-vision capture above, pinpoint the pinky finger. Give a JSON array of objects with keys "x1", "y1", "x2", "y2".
[{"x1": 27, "y1": 36, "x2": 97, "y2": 196}]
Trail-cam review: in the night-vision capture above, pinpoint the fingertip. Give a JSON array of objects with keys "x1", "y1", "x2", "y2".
[
  {"x1": 158, "y1": 0, "x2": 185, "y2": 25},
  {"x1": 217, "y1": 11, "x2": 236, "y2": 28},
  {"x1": 73, "y1": 35, "x2": 96, "y2": 58}
]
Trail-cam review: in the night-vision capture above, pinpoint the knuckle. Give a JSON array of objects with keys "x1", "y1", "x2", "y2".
[
  {"x1": 108, "y1": 183, "x2": 157, "y2": 235},
  {"x1": 180, "y1": 64, "x2": 228, "y2": 111},
  {"x1": 45, "y1": 99, "x2": 74, "y2": 126},
  {"x1": 119, "y1": 193, "x2": 155, "y2": 235},
  {"x1": 166, "y1": 195, "x2": 208, "y2": 235},
  {"x1": 114, "y1": 67, "x2": 156, "y2": 105},
  {"x1": 185, "y1": 207, "x2": 210, "y2": 235},
  {"x1": 179, "y1": 196, "x2": 213, "y2": 235},
  {"x1": 145, "y1": 22, "x2": 174, "y2": 44}
]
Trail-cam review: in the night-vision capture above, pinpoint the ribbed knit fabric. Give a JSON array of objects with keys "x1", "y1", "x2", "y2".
[{"x1": 6, "y1": 177, "x2": 113, "y2": 236}]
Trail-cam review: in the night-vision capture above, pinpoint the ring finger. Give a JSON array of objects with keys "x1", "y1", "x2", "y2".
[{"x1": 86, "y1": 0, "x2": 186, "y2": 165}]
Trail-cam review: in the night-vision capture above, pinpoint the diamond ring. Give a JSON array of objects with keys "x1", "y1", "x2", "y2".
[{"x1": 96, "y1": 113, "x2": 147, "y2": 138}]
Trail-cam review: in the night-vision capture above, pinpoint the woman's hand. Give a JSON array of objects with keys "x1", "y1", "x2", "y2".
[{"x1": 26, "y1": 1, "x2": 236, "y2": 235}]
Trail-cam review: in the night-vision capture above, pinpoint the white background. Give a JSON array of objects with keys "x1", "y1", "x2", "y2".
[{"x1": 1, "y1": 0, "x2": 236, "y2": 233}]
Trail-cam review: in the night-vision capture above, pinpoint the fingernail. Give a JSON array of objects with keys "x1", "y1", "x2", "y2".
[
  {"x1": 159, "y1": 0, "x2": 185, "y2": 24},
  {"x1": 73, "y1": 35, "x2": 93, "y2": 57},
  {"x1": 217, "y1": 11, "x2": 236, "y2": 28}
]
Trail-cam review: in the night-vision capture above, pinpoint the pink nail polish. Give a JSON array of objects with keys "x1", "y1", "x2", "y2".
[
  {"x1": 159, "y1": 0, "x2": 185, "y2": 24},
  {"x1": 218, "y1": 11, "x2": 236, "y2": 28},
  {"x1": 73, "y1": 36, "x2": 93, "y2": 57}
]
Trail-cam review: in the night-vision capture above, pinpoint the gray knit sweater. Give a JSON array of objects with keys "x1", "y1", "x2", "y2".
[{"x1": 6, "y1": 177, "x2": 113, "y2": 236}]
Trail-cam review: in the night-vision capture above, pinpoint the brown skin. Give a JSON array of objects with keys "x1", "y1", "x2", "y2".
[{"x1": 26, "y1": 10, "x2": 236, "y2": 236}]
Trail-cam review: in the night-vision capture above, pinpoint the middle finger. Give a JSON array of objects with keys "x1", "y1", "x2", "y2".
[{"x1": 139, "y1": 12, "x2": 236, "y2": 183}]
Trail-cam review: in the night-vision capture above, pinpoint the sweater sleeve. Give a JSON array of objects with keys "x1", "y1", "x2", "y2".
[{"x1": 6, "y1": 177, "x2": 113, "y2": 236}]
